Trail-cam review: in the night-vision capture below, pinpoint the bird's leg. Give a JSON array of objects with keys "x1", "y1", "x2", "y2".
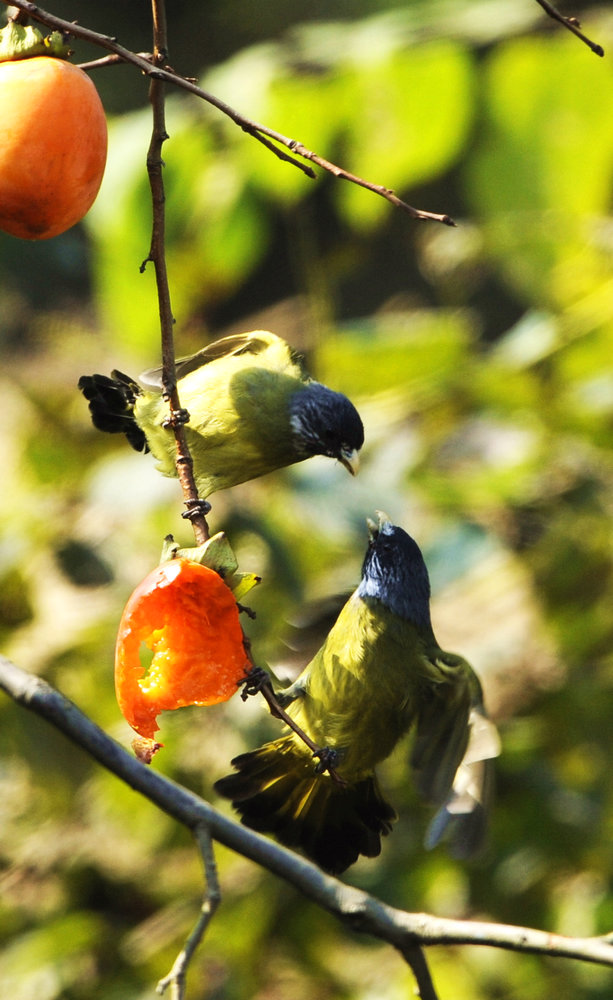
[
  {"x1": 237, "y1": 665, "x2": 270, "y2": 702},
  {"x1": 314, "y1": 748, "x2": 347, "y2": 786},
  {"x1": 162, "y1": 406, "x2": 190, "y2": 429},
  {"x1": 236, "y1": 667, "x2": 297, "y2": 708},
  {"x1": 182, "y1": 497, "x2": 212, "y2": 520},
  {"x1": 313, "y1": 747, "x2": 339, "y2": 772}
]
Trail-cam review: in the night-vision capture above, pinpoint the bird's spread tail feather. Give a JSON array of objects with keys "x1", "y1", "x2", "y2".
[
  {"x1": 215, "y1": 737, "x2": 396, "y2": 874},
  {"x1": 78, "y1": 371, "x2": 148, "y2": 453}
]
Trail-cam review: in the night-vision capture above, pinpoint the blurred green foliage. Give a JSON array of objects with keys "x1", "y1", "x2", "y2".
[{"x1": 2, "y1": 0, "x2": 613, "y2": 997}]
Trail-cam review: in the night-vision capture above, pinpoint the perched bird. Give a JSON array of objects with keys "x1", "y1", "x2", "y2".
[
  {"x1": 215, "y1": 515, "x2": 499, "y2": 874},
  {"x1": 78, "y1": 331, "x2": 363, "y2": 498}
]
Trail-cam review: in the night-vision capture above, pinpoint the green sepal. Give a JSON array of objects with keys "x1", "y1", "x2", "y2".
[
  {"x1": 174, "y1": 532, "x2": 239, "y2": 577},
  {"x1": 0, "y1": 22, "x2": 71, "y2": 62},
  {"x1": 160, "y1": 532, "x2": 261, "y2": 598},
  {"x1": 229, "y1": 572, "x2": 261, "y2": 602}
]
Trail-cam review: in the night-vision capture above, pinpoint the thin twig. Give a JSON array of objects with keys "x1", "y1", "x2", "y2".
[
  {"x1": 142, "y1": 0, "x2": 209, "y2": 544},
  {"x1": 3, "y1": 656, "x2": 613, "y2": 975},
  {"x1": 239, "y1": 659, "x2": 345, "y2": 785},
  {"x1": 534, "y1": 0, "x2": 604, "y2": 55},
  {"x1": 77, "y1": 51, "x2": 146, "y2": 72},
  {"x1": 241, "y1": 127, "x2": 317, "y2": 179},
  {"x1": 157, "y1": 824, "x2": 221, "y2": 999},
  {"x1": 0, "y1": 0, "x2": 454, "y2": 225},
  {"x1": 237, "y1": 664, "x2": 347, "y2": 780},
  {"x1": 76, "y1": 53, "x2": 122, "y2": 71},
  {"x1": 273, "y1": 140, "x2": 454, "y2": 225}
]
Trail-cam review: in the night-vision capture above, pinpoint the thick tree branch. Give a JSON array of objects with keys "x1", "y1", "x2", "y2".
[
  {"x1": 0, "y1": 0, "x2": 454, "y2": 226},
  {"x1": 2, "y1": 654, "x2": 613, "y2": 974}
]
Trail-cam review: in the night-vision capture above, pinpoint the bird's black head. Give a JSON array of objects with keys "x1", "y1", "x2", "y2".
[
  {"x1": 357, "y1": 516, "x2": 433, "y2": 628},
  {"x1": 289, "y1": 383, "x2": 364, "y2": 474}
]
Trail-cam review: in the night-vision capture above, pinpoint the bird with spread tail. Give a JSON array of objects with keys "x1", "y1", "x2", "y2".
[
  {"x1": 78, "y1": 331, "x2": 363, "y2": 499},
  {"x1": 215, "y1": 515, "x2": 500, "y2": 874}
]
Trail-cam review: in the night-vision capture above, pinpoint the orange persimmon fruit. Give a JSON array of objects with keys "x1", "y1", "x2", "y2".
[
  {"x1": 115, "y1": 558, "x2": 250, "y2": 740},
  {"x1": 0, "y1": 56, "x2": 107, "y2": 239}
]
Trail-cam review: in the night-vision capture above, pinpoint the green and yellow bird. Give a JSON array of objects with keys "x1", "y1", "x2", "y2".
[
  {"x1": 78, "y1": 331, "x2": 363, "y2": 499},
  {"x1": 215, "y1": 515, "x2": 500, "y2": 874}
]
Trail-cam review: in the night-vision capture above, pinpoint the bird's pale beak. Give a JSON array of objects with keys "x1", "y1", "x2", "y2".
[
  {"x1": 339, "y1": 448, "x2": 360, "y2": 476},
  {"x1": 367, "y1": 510, "x2": 391, "y2": 539}
]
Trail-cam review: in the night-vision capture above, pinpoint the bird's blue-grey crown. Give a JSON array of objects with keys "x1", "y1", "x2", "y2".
[
  {"x1": 357, "y1": 514, "x2": 433, "y2": 629},
  {"x1": 289, "y1": 382, "x2": 364, "y2": 472}
]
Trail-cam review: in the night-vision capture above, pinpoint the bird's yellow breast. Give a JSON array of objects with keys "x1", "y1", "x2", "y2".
[{"x1": 287, "y1": 594, "x2": 428, "y2": 779}]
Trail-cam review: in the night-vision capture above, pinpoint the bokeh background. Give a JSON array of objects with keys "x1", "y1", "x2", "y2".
[{"x1": 2, "y1": 0, "x2": 613, "y2": 997}]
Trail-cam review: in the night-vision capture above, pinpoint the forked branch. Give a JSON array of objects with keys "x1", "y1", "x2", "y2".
[
  {"x1": 1, "y1": 0, "x2": 454, "y2": 225},
  {"x1": 156, "y1": 824, "x2": 221, "y2": 999}
]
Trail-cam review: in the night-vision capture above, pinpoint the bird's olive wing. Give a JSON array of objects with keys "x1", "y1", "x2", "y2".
[
  {"x1": 138, "y1": 331, "x2": 276, "y2": 390},
  {"x1": 410, "y1": 650, "x2": 473, "y2": 806},
  {"x1": 425, "y1": 706, "x2": 500, "y2": 859}
]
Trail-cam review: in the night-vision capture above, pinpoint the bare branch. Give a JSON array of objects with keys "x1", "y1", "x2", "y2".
[
  {"x1": 242, "y1": 127, "x2": 317, "y2": 179},
  {"x1": 534, "y1": 0, "x2": 604, "y2": 55},
  {"x1": 3, "y1": 655, "x2": 613, "y2": 975},
  {"x1": 0, "y1": 0, "x2": 454, "y2": 225},
  {"x1": 140, "y1": 0, "x2": 210, "y2": 544},
  {"x1": 157, "y1": 824, "x2": 221, "y2": 999},
  {"x1": 76, "y1": 52, "x2": 125, "y2": 71},
  {"x1": 279, "y1": 140, "x2": 455, "y2": 225}
]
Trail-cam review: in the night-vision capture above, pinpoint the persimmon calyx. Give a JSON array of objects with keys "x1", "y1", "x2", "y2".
[
  {"x1": 161, "y1": 531, "x2": 261, "y2": 599},
  {"x1": 0, "y1": 22, "x2": 70, "y2": 62}
]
